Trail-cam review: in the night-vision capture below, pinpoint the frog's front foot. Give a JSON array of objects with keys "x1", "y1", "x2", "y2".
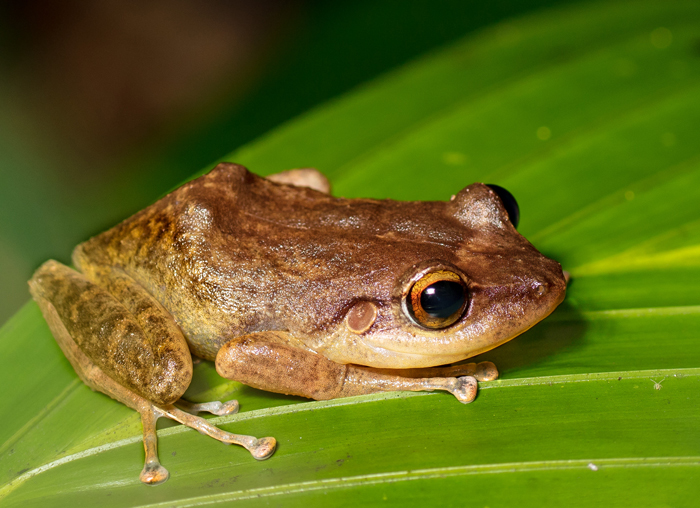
[
  {"x1": 452, "y1": 376, "x2": 478, "y2": 404},
  {"x1": 474, "y1": 361, "x2": 499, "y2": 381}
]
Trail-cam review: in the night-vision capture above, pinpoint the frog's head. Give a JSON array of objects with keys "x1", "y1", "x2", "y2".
[{"x1": 320, "y1": 182, "x2": 566, "y2": 369}]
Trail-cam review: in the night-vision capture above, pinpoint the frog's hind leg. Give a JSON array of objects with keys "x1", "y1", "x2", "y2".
[
  {"x1": 30, "y1": 322, "x2": 273, "y2": 485},
  {"x1": 29, "y1": 260, "x2": 194, "y2": 405},
  {"x1": 216, "y1": 332, "x2": 482, "y2": 404},
  {"x1": 29, "y1": 261, "x2": 275, "y2": 485},
  {"x1": 139, "y1": 403, "x2": 169, "y2": 484}
]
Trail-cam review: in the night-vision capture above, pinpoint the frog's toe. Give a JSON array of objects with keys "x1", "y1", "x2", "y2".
[
  {"x1": 140, "y1": 460, "x2": 169, "y2": 486},
  {"x1": 163, "y1": 406, "x2": 277, "y2": 462},
  {"x1": 213, "y1": 399, "x2": 241, "y2": 416},
  {"x1": 475, "y1": 361, "x2": 499, "y2": 381},
  {"x1": 452, "y1": 376, "x2": 478, "y2": 403},
  {"x1": 176, "y1": 398, "x2": 240, "y2": 416},
  {"x1": 250, "y1": 437, "x2": 277, "y2": 461}
]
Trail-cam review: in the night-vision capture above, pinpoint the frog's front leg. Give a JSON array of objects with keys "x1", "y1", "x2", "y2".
[
  {"x1": 29, "y1": 261, "x2": 275, "y2": 485},
  {"x1": 362, "y1": 361, "x2": 499, "y2": 382},
  {"x1": 216, "y1": 332, "x2": 480, "y2": 403}
]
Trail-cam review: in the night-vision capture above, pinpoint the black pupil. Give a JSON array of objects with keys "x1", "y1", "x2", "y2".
[{"x1": 420, "y1": 281, "x2": 465, "y2": 319}]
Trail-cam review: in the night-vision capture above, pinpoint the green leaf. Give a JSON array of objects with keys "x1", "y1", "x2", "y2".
[{"x1": 2, "y1": 0, "x2": 699, "y2": 505}]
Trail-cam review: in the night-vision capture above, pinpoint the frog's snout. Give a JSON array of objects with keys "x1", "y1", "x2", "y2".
[
  {"x1": 532, "y1": 276, "x2": 566, "y2": 301},
  {"x1": 528, "y1": 263, "x2": 568, "y2": 312}
]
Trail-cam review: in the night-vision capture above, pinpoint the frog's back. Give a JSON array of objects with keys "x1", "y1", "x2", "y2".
[{"x1": 73, "y1": 164, "x2": 468, "y2": 359}]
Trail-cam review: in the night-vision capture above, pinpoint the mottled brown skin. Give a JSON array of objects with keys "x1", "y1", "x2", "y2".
[
  {"x1": 75, "y1": 163, "x2": 564, "y2": 364},
  {"x1": 28, "y1": 162, "x2": 566, "y2": 485}
]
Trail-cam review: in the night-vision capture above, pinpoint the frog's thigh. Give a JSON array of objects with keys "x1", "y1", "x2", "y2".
[
  {"x1": 266, "y1": 168, "x2": 331, "y2": 194},
  {"x1": 29, "y1": 260, "x2": 192, "y2": 405},
  {"x1": 216, "y1": 333, "x2": 478, "y2": 403},
  {"x1": 27, "y1": 288, "x2": 274, "y2": 484}
]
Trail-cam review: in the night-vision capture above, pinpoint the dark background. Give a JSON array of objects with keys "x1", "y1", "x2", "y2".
[{"x1": 0, "y1": 0, "x2": 576, "y2": 324}]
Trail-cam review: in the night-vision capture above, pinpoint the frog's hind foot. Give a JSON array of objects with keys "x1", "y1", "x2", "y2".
[
  {"x1": 155, "y1": 404, "x2": 276, "y2": 461},
  {"x1": 136, "y1": 400, "x2": 276, "y2": 485},
  {"x1": 175, "y1": 398, "x2": 240, "y2": 416},
  {"x1": 140, "y1": 460, "x2": 169, "y2": 486},
  {"x1": 139, "y1": 404, "x2": 170, "y2": 485}
]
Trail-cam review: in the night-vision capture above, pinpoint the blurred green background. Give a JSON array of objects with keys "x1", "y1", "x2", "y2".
[{"x1": 0, "y1": 0, "x2": 576, "y2": 325}]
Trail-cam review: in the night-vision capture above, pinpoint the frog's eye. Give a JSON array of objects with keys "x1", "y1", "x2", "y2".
[
  {"x1": 486, "y1": 184, "x2": 520, "y2": 229},
  {"x1": 408, "y1": 270, "x2": 468, "y2": 329}
]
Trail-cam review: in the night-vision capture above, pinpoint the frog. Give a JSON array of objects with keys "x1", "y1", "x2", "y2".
[{"x1": 29, "y1": 163, "x2": 566, "y2": 485}]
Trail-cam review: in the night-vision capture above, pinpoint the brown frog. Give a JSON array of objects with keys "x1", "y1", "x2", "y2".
[{"x1": 29, "y1": 163, "x2": 566, "y2": 485}]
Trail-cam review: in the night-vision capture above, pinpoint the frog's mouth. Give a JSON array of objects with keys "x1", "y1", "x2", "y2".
[{"x1": 350, "y1": 274, "x2": 566, "y2": 369}]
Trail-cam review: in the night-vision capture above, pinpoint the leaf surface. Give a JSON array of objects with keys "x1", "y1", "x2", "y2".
[{"x1": 1, "y1": 1, "x2": 699, "y2": 505}]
